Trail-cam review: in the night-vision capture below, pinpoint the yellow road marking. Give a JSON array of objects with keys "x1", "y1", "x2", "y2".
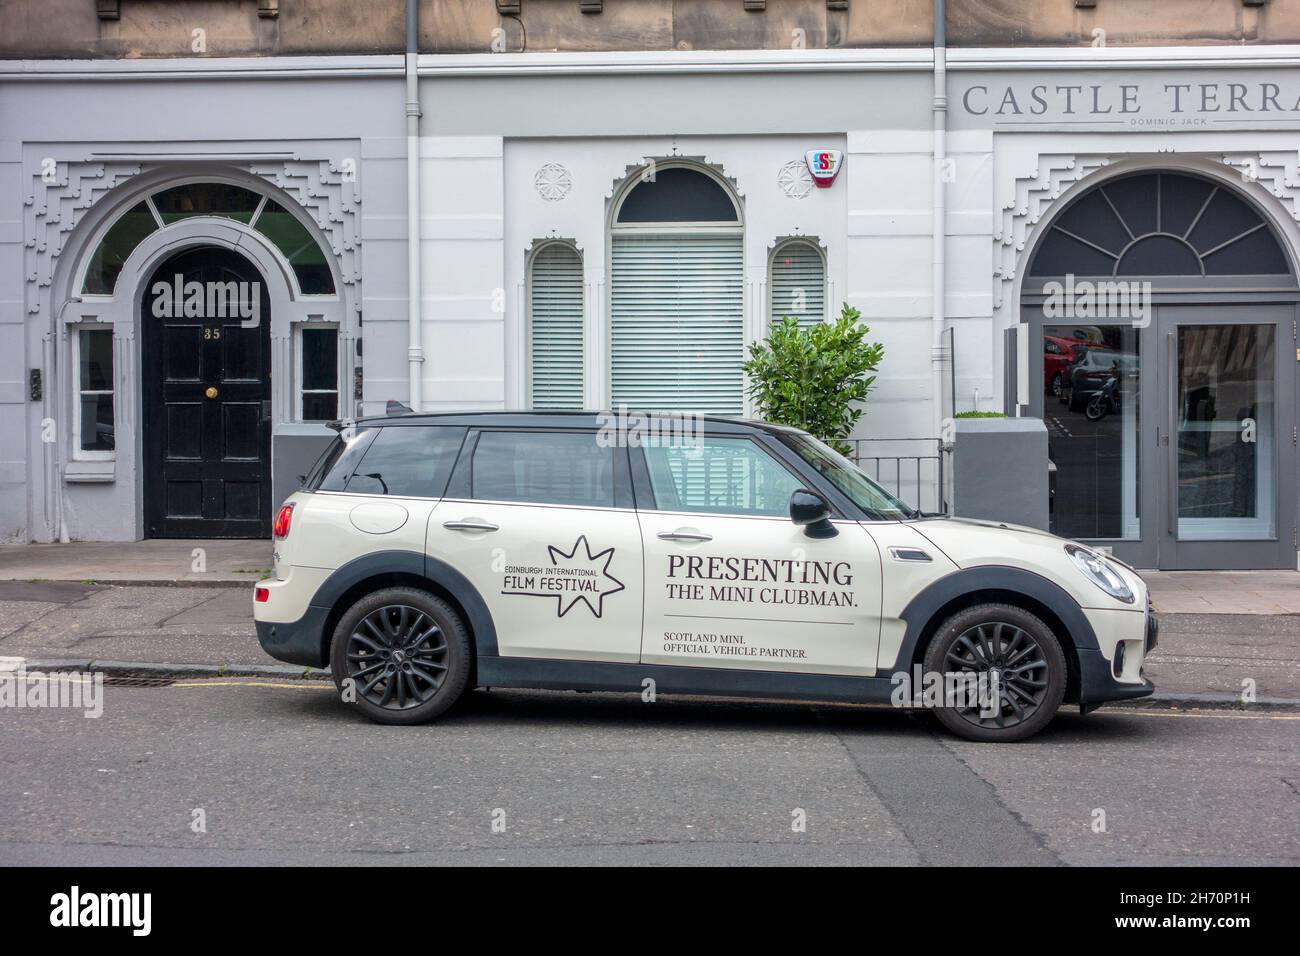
[
  {"x1": 173, "y1": 680, "x2": 333, "y2": 691},
  {"x1": 1101, "y1": 708, "x2": 1299, "y2": 721}
]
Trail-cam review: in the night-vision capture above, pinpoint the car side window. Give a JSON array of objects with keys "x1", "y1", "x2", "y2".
[
  {"x1": 641, "y1": 436, "x2": 805, "y2": 517},
  {"x1": 470, "y1": 430, "x2": 614, "y2": 507},
  {"x1": 322, "y1": 426, "x2": 464, "y2": 497}
]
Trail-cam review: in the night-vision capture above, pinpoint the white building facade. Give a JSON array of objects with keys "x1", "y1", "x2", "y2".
[{"x1": 2, "y1": 46, "x2": 1297, "y2": 569}]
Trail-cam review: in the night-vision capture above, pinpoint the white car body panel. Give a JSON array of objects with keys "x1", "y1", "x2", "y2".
[
  {"x1": 426, "y1": 498, "x2": 644, "y2": 664},
  {"x1": 858, "y1": 522, "x2": 962, "y2": 671},
  {"x1": 637, "y1": 513, "x2": 883, "y2": 676}
]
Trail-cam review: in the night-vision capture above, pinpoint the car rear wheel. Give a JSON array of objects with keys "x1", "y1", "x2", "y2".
[
  {"x1": 922, "y1": 603, "x2": 1067, "y2": 742},
  {"x1": 329, "y1": 587, "x2": 471, "y2": 725}
]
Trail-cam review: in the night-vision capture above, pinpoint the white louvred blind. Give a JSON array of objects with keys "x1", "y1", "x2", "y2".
[
  {"x1": 769, "y1": 240, "x2": 825, "y2": 328},
  {"x1": 530, "y1": 243, "x2": 584, "y2": 409},
  {"x1": 610, "y1": 234, "x2": 744, "y2": 414}
]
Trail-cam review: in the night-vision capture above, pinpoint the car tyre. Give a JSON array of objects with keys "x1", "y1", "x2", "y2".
[
  {"x1": 922, "y1": 603, "x2": 1067, "y2": 742},
  {"x1": 330, "y1": 587, "x2": 471, "y2": 725}
]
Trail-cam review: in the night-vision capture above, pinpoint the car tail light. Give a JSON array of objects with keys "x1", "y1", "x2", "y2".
[
  {"x1": 255, "y1": 587, "x2": 270, "y2": 603},
  {"x1": 273, "y1": 503, "x2": 294, "y2": 539}
]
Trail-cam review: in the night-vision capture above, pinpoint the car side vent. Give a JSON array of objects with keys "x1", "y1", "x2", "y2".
[{"x1": 888, "y1": 547, "x2": 932, "y2": 562}]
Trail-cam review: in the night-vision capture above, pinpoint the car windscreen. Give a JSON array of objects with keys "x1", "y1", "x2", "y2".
[{"x1": 778, "y1": 433, "x2": 917, "y2": 520}]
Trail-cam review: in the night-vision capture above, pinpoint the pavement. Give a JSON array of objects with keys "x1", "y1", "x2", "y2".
[{"x1": 1139, "y1": 570, "x2": 1300, "y2": 615}]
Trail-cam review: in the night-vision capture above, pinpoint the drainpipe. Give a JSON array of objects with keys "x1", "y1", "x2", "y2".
[
  {"x1": 930, "y1": 0, "x2": 948, "y2": 439},
  {"x1": 405, "y1": 0, "x2": 424, "y2": 411}
]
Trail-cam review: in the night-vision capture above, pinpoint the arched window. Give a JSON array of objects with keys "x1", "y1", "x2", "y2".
[
  {"x1": 81, "y1": 181, "x2": 336, "y2": 296},
  {"x1": 769, "y1": 239, "x2": 826, "y2": 328},
  {"x1": 528, "y1": 241, "x2": 585, "y2": 409},
  {"x1": 1029, "y1": 170, "x2": 1291, "y2": 278},
  {"x1": 610, "y1": 165, "x2": 744, "y2": 414}
]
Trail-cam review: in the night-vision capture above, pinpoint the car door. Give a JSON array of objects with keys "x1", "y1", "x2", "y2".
[
  {"x1": 425, "y1": 427, "x2": 644, "y2": 663},
  {"x1": 633, "y1": 433, "x2": 883, "y2": 676}
]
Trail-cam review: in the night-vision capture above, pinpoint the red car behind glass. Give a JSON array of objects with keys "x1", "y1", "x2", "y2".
[{"x1": 1044, "y1": 335, "x2": 1091, "y2": 398}]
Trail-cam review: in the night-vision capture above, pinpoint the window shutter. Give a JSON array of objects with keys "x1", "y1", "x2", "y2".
[
  {"x1": 610, "y1": 234, "x2": 744, "y2": 414},
  {"x1": 529, "y1": 243, "x2": 584, "y2": 409},
  {"x1": 769, "y1": 240, "x2": 825, "y2": 328}
]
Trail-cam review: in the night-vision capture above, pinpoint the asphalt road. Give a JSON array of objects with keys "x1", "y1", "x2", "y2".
[{"x1": 0, "y1": 679, "x2": 1296, "y2": 866}]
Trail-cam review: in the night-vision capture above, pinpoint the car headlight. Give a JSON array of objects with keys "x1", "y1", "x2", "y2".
[{"x1": 1064, "y1": 543, "x2": 1135, "y2": 604}]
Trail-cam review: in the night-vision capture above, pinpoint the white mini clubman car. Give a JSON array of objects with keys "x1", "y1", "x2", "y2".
[{"x1": 254, "y1": 412, "x2": 1156, "y2": 742}]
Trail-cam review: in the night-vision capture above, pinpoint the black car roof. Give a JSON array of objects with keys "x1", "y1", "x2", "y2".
[{"x1": 342, "y1": 409, "x2": 806, "y2": 437}]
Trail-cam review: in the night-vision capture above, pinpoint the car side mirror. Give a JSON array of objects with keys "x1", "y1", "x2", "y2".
[{"x1": 789, "y1": 489, "x2": 837, "y2": 539}]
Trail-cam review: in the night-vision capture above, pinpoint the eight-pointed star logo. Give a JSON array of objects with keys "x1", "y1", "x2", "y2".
[{"x1": 502, "y1": 536, "x2": 626, "y2": 618}]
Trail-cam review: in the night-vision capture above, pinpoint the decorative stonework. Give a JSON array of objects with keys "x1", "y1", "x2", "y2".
[
  {"x1": 767, "y1": 233, "x2": 825, "y2": 251},
  {"x1": 605, "y1": 154, "x2": 743, "y2": 202},
  {"x1": 246, "y1": 156, "x2": 362, "y2": 296},
  {"x1": 533, "y1": 163, "x2": 573, "y2": 202},
  {"x1": 524, "y1": 234, "x2": 582, "y2": 256},
  {"x1": 992, "y1": 152, "x2": 1113, "y2": 310},
  {"x1": 23, "y1": 151, "x2": 361, "y2": 320},
  {"x1": 777, "y1": 160, "x2": 813, "y2": 199},
  {"x1": 23, "y1": 159, "x2": 144, "y2": 315},
  {"x1": 1217, "y1": 151, "x2": 1300, "y2": 224}
]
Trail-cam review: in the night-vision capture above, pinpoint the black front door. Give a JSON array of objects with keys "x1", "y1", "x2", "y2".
[{"x1": 142, "y1": 247, "x2": 272, "y2": 538}]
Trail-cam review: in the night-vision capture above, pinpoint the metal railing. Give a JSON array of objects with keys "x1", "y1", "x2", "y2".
[{"x1": 847, "y1": 438, "x2": 948, "y2": 515}]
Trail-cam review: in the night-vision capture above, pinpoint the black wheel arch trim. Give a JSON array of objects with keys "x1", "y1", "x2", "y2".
[
  {"x1": 308, "y1": 550, "x2": 500, "y2": 658},
  {"x1": 890, "y1": 565, "x2": 1101, "y2": 673}
]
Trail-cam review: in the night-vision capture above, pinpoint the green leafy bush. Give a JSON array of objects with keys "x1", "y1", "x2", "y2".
[
  {"x1": 954, "y1": 410, "x2": 1006, "y2": 419},
  {"x1": 742, "y1": 304, "x2": 885, "y2": 456}
]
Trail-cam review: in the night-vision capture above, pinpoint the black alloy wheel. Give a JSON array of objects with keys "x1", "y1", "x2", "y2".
[
  {"x1": 330, "y1": 587, "x2": 470, "y2": 725},
  {"x1": 923, "y1": 603, "x2": 1067, "y2": 742}
]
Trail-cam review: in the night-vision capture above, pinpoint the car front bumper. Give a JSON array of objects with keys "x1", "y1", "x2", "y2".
[{"x1": 1076, "y1": 601, "x2": 1157, "y2": 712}]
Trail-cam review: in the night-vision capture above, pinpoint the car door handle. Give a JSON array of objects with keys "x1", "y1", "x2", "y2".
[
  {"x1": 443, "y1": 520, "x2": 500, "y2": 533},
  {"x1": 657, "y1": 530, "x2": 712, "y2": 542}
]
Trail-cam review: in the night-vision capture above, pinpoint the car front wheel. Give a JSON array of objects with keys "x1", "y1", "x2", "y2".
[
  {"x1": 922, "y1": 603, "x2": 1067, "y2": 742},
  {"x1": 329, "y1": 587, "x2": 471, "y2": 725}
]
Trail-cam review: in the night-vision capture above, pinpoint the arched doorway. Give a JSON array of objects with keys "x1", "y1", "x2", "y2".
[
  {"x1": 141, "y1": 246, "x2": 273, "y2": 537},
  {"x1": 1022, "y1": 169, "x2": 1298, "y2": 569},
  {"x1": 609, "y1": 164, "x2": 744, "y2": 414}
]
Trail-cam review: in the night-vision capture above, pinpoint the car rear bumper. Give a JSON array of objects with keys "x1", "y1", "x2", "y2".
[{"x1": 255, "y1": 607, "x2": 330, "y2": 668}]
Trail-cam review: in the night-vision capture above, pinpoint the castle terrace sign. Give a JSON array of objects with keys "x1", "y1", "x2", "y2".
[{"x1": 954, "y1": 72, "x2": 1300, "y2": 131}]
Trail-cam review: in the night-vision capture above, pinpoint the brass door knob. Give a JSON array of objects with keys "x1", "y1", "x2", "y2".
[{"x1": 205, "y1": 386, "x2": 218, "y2": 399}]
